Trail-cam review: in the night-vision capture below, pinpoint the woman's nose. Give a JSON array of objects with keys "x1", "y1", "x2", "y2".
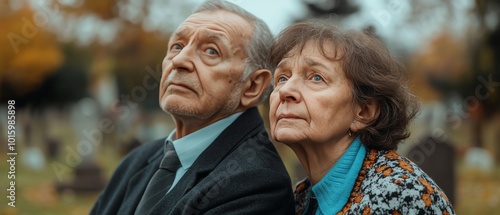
[{"x1": 279, "y1": 79, "x2": 302, "y2": 103}]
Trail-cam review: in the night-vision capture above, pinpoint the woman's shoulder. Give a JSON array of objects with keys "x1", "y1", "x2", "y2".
[
  {"x1": 366, "y1": 150, "x2": 445, "y2": 189},
  {"x1": 339, "y1": 149, "x2": 455, "y2": 214},
  {"x1": 369, "y1": 150, "x2": 427, "y2": 179}
]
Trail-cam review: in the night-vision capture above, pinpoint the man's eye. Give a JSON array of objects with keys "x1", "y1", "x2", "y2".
[
  {"x1": 312, "y1": 75, "x2": 324, "y2": 82},
  {"x1": 205, "y1": 48, "x2": 219, "y2": 55},
  {"x1": 172, "y1": 44, "x2": 182, "y2": 50},
  {"x1": 277, "y1": 77, "x2": 288, "y2": 83}
]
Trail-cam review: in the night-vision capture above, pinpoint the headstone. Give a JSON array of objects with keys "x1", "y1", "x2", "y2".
[
  {"x1": 121, "y1": 137, "x2": 142, "y2": 156},
  {"x1": 55, "y1": 161, "x2": 106, "y2": 193},
  {"x1": 55, "y1": 98, "x2": 106, "y2": 193},
  {"x1": 45, "y1": 137, "x2": 60, "y2": 159},
  {"x1": 21, "y1": 147, "x2": 46, "y2": 171},
  {"x1": 408, "y1": 135, "x2": 456, "y2": 205},
  {"x1": 463, "y1": 147, "x2": 494, "y2": 172}
]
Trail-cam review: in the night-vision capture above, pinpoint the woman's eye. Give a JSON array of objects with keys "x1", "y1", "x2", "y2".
[
  {"x1": 312, "y1": 75, "x2": 324, "y2": 82},
  {"x1": 172, "y1": 44, "x2": 182, "y2": 50},
  {"x1": 205, "y1": 48, "x2": 219, "y2": 55},
  {"x1": 277, "y1": 76, "x2": 288, "y2": 83}
]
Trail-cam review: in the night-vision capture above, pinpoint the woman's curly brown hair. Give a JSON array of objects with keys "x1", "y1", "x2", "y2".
[{"x1": 269, "y1": 20, "x2": 420, "y2": 150}]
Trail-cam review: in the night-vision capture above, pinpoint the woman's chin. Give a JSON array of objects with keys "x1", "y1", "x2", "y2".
[{"x1": 273, "y1": 131, "x2": 303, "y2": 145}]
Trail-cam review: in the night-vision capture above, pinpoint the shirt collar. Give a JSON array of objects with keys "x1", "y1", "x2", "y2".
[{"x1": 166, "y1": 111, "x2": 243, "y2": 169}]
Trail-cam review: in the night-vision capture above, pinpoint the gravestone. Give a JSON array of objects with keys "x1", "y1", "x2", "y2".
[
  {"x1": 463, "y1": 147, "x2": 494, "y2": 172},
  {"x1": 45, "y1": 137, "x2": 60, "y2": 159},
  {"x1": 55, "y1": 98, "x2": 106, "y2": 193},
  {"x1": 408, "y1": 135, "x2": 456, "y2": 205},
  {"x1": 55, "y1": 161, "x2": 106, "y2": 193}
]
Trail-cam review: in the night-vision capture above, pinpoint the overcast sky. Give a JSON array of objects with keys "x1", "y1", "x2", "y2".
[
  {"x1": 231, "y1": 0, "x2": 475, "y2": 52},
  {"x1": 25, "y1": 0, "x2": 478, "y2": 53}
]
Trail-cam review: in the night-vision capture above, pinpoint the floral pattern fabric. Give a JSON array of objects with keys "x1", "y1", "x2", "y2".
[{"x1": 295, "y1": 150, "x2": 455, "y2": 215}]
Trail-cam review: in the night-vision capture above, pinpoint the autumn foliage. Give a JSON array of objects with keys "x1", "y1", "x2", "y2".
[{"x1": 0, "y1": 2, "x2": 63, "y2": 98}]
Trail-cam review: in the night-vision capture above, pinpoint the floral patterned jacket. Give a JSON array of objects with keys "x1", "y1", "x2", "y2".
[{"x1": 294, "y1": 150, "x2": 455, "y2": 215}]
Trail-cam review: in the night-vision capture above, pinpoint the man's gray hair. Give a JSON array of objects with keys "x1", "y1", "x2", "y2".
[{"x1": 195, "y1": 0, "x2": 274, "y2": 103}]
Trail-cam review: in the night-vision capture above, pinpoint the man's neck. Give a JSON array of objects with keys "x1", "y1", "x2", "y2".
[
  {"x1": 172, "y1": 113, "x2": 243, "y2": 139},
  {"x1": 171, "y1": 106, "x2": 249, "y2": 139}
]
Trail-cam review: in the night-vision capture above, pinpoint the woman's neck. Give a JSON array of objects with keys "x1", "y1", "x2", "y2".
[{"x1": 289, "y1": 136, "x2": 354, "y2": 185}]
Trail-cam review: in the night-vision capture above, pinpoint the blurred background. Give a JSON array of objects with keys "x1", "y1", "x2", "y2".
[{"x1": 1, "y1": 0, "x2": 499, "y2": 214}]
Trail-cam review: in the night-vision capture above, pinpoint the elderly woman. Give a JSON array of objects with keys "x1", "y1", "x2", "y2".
[{"x1": 269, "y1": 21, "x2": 455, "y2": 215}]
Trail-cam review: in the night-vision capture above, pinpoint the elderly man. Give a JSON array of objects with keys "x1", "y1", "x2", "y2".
[{"x1": 90, "y1": 0, "x2": 294, "y2": 214}]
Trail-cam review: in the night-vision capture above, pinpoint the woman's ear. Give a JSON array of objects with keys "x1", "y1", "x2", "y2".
[
  {"x1": 351, "y1": 100, "x2": 380, "y2": 132},
  {"x1": 240, "y1": 69, "x2": 272, "y2": 108}
]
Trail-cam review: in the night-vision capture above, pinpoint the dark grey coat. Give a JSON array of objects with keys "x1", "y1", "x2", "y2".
[{"x1": 90, "y1": 107, "x2": 294, "y2": 215}]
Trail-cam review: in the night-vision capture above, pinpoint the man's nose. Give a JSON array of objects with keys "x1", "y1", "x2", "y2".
[{"x1": 171, "y1": 45, "x2": 195, "y2": 72}]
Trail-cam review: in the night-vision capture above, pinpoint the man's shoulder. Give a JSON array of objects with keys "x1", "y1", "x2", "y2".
[
  {"x1": 118, "y1": 138, "x2": 165, "y2": 167},
  {"x1": 129, "y1": 138, "x2": 163, "y2": 155},
  {"x1": 207, "y1": 129, "x2": 290, "y2": 185},
  {"x1": 207, "y1": 108, "x2": 285, "y2": 173},
  {"x1": 223, "y1": 130, "x2": 284, "y2": 171},
  {"x1": 171, "y1": 130, "x2": 294, "y2": 215}
]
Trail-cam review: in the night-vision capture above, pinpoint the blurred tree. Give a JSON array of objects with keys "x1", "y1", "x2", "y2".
[
  {"x1": 409, "y1": 34, "x2": 468, "y2": 101},
  {"x1": 51, "y1": 0, "x2": 193, "y2": 110},
  {"x1": 112, "y1": 24, "x2": 169, "y2": 110},
  {"x1": 408, "y1": 0, "x2": 500, "y2": 149},
  {"x1": 297, "y1": 0, "x2": 359, "y2": 21},
  {"x1": 58, "y1": 0, "x2": 121, "y2": 20},
  {"x1": 305, "y1": 0, "x2": 358, "y2": 18},
  {"x1": 464, "y1": 0, "x2": 500, "y2": 149},
  {"x1": 0, "y1": 2, "x2": 63, "y2": 101},
  {"x1": 297, "y1": 0, "x2": 500, "y2": 153},
  {"x1": 1, "y1": 0, "x2": 195, "y2": 109}
]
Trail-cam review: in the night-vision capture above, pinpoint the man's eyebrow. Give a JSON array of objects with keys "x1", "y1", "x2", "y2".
[
  {"x1": 204, "y1": 33, "x2": 231, "y2": 46},
  {"x1": 172, "y1": 29, "x2": 228, "y2": 44},
  {"x1": 206, "y1": 33, "x2": 224, "y2": 41},
  {"x1": 171, "y1": 27, "x2": 191, "y2": 39}
]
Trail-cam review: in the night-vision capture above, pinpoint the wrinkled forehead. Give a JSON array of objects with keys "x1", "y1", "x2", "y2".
[{"x1": 172, "y1": 10, "x2": 253, "y2": 46}]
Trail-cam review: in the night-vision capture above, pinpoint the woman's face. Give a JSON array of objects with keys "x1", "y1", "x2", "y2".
[{"x1": 269, "y1": 41, "x2": 357, "y2": 145}]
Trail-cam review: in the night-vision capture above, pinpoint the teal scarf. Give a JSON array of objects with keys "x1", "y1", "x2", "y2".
[{"x1": 312, "y1": 137, "x2": 366, "y2": 215}]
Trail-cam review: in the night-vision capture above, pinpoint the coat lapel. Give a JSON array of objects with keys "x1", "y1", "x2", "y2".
[
  {"x1": 117, "y1": 144, "x2": 163, "y2": 214},
  {"x1": 151, "y1": 107, "x2": 264, "y2": 214}
]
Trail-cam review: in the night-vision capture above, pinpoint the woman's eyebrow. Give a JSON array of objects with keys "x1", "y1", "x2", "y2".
[
  {"x1": 276, "y1": 59, "x2": 290, "y2": 69},
  {"x1": 304, "y1": 57, "x2": 328, "y2": 71}
]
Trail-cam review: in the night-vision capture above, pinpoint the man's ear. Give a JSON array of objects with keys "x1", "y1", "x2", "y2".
[
  {"x1": 240, "y1": 69, "x2": 272, "y2": 108},
  {"x1": 351, "y1": 100, "x2": 380, "y2": 132}
]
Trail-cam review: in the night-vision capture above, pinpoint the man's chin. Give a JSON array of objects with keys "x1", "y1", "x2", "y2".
[
  {"x1": 163, "y1": 102, "x2": 211, "y2": 120},
  {"x1": 164, "y1": 106, "x2": 199, "y2": 117},
  {"x1": 161, "y1": 93, "x2": 193, "y2": 106}
]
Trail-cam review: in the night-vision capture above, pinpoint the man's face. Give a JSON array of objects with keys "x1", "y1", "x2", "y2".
[{"x1": 159, "y1": 10, "x2": 253, "y2": 123}]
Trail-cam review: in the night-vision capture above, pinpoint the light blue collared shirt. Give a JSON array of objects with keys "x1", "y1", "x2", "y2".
[{"x1": 165, "y1": 111, "x2": 243, "y2": 193}]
